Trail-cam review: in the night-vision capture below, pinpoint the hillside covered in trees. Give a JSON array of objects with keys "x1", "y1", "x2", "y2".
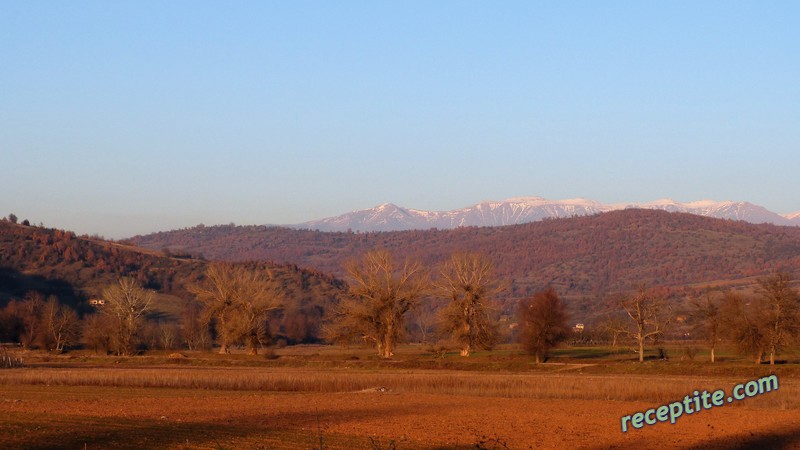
[
  {"x1": 3, "y1": 212, "x2": 800, "y2": 357},
  {"x1": 0, "y1": 220, "x2": 345, "y2": 344},
  {"x1": 130, "y1": 209, "x2": 800, "y2": 299}
]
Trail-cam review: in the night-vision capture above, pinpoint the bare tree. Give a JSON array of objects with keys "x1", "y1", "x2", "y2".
[
  {"x1": 237, "y1": 270, "x2": 281, "y2": 354},
  {"x1": 755, "y1": 273, "x2": 799, "y2": 365},
  {"x1": 140, "y1": 321, "x2": 162, "y2": 350},
  {"x1": 608, "y1": 286, "x2": 671, "y2": 363},
  {"x1": 181, "y1": 302, "x2": 212, "y2": 351},
  {"x1": 101, "y1": 278, "x2": 154, "y2": 355},
  {"x1": 517, "y1": 288, "x2": 570, "y2": 363},
  {"x1": 18, "y1": 292, "x2": 45, "y2": 350},
  {"x1": 145, "y1": 320, "x2": 180, "y2": 351},
  {"x1": 721, "y1": 274, "x2": 800, "y2": 365},
  {"x1": 190, "y1": 263, "x2": 240, "y2": 353},
  {"x1": 691, "y1": 290, "x2": 722, "y2": 363},
  {"x1": 406, "y1": 300, "x2": 437, "y2": 344},
  {"x1": 436, "y1": 253, "x2": 502, "y2": 356},
  {"x1": 0, "y1": 301, "x2": 23, "y2": 343},
  {"x1": 189, "y1": 263, "x2": 282, "y2": 354},
  {"x1": 325, "y1": 250, "x2": 428, "y2": 359},
  {"x1": 40, "y1": 297, "x2": 80, "y2": 353},
  {"x1": 281, "y1": 304, "x2": 324, "y2": 344},
  {"x1": 720, "y1": 291, "x2": 767, "y2": 364},
  {"x1": 600, "y1": 315, "x2": 628, "y2": 348},
  {"x1": 82, "y1": 313, "x2": 114, "y2": 354}
]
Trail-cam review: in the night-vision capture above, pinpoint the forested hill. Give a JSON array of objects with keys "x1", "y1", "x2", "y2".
[
  {"x1": 130, "y1": 209, "x2": 800, "y2": 297},
  {"x1": 0, "y1": 220, "x2": 344, "y2": 326}
]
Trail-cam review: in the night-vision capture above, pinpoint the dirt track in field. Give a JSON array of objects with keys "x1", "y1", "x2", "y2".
[{"x1": 1, "y1": 384, "x2": 799, "y2": 449}]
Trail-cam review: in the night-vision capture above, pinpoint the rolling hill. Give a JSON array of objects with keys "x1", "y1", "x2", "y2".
[
  {"x1": 0, "y1": 220, "x2": 344, "y2": 342},
  {"x1": 130, "y1": 209, "x2": 800, "y2": 302}
]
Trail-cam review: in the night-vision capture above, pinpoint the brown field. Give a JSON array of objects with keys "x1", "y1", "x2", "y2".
[{"x1": 1, "y1": 346, "x2": 799, "y2": 449}]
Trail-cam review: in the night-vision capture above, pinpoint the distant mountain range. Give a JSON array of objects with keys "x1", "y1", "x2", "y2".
[
  {"x1": 129, "y1": 209, "x2": 800, "y2": 302},
  {"x1": 296, "y1": 197, "x2": 800, "y2": 232}
]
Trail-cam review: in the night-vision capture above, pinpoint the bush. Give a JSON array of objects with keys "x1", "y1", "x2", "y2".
[{"x1": 0, "y1": 349, "x2": 23, "y2": 368}]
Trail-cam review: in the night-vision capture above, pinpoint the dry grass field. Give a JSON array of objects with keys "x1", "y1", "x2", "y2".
[{"x1": 0, "y1": 346, "x2": 798, "y2": 449}]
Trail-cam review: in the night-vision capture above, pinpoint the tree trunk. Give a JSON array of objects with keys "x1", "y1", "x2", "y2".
[
  {"x1": 219, "y1": 343, "x2": 229, "y2": 354},
  {"x1": 638, "y1": 338, "x2": 645, "y2": 363},
  {"x1": 383, "y1": 336, "x2": 393, "y2": 358},
  {"x1": 769, "y1": 347, "x2": 775, "y2": 365},
  {"x1": 379, "y1": 343, "x2": 393, "y2": 359},
  {"x1": 247, "y1": 334, "x2": 259, "y2": 355},
  {"x1": 123, "y1": 316, "x2": 137, "y2": 356},
  {"x1": 54, "y1": 333, "x2": 63, "y2": 353},
  {"x1": 418, "y1": 323, "x2": 427, "y2": 344},
  {"x1": 461, "y1": 311, "x2": 472, "y2": 357},
  {"x1": 755, "y1": 349, "x2": 763, "y2": 365},
  {"x1": 381, "y1": 322, "x2": 394, "y2": 359},
  {"x1": 710, "y1": 347, "x2": 715, "y2": 363},
  {"x1": 378, "y1": 334, "x2": 393, "y2": 359}
]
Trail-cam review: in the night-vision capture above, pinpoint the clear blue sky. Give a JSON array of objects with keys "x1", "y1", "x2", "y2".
[{"x1": 1, "y1": 1, "x2": 798, "y2": 238}]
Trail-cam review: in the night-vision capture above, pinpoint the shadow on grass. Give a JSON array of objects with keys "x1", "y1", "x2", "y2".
[
  {"x1": 9, "y1": 419, "x2": 257, "y2": 450},
  {"x1": 588, "y1": 425, "x2": 800, "y2": 450},
  {"x1": 1, "y1": 402, "x2": 445, "y2": 449},
  {"x1": 683, "y1": 425, "x2": 800, "y2": 450}
]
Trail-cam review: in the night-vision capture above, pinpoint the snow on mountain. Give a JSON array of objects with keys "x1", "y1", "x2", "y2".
[
  {"x1": 438, "y1": 197, "x2": 607, "y2": 229},
  {"x1": 296, "y1": 197, "x2": 798, "y2": 232},
  {"x1": 300, "y1": 203, "x2": 422, "y2": 232},
  {"x1": 620, "y1": 199, "x2": 795, "y2": 226},
  {"x1": 785, "y1": 211, "x2": 800, "y2": 223}
]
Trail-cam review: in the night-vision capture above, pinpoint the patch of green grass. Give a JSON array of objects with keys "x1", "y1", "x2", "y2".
[{"x1": 18, "y1": 341, "x2": 800, "y2": 378}]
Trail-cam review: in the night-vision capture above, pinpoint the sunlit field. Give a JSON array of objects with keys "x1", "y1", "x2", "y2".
[{"x1": 1, "y1": 344, "x2": 799, "y2": 449}]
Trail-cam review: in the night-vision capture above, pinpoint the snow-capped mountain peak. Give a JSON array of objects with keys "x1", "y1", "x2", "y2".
[{"x1": 295, "y1": 197, "x2": 799, "y2": 232}]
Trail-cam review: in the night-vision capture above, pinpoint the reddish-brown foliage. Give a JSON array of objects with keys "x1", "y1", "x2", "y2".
[{"x1": 129, "y1": 210, "x2": 800, "y2": 301}]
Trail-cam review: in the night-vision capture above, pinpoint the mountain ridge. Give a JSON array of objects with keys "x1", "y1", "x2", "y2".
[
  {"x1": 295, "y1": 197, "x2": 799, "y2": 232},
  {"x1": 129, "y1": 209, "x2": 800, "y2": 301}
]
